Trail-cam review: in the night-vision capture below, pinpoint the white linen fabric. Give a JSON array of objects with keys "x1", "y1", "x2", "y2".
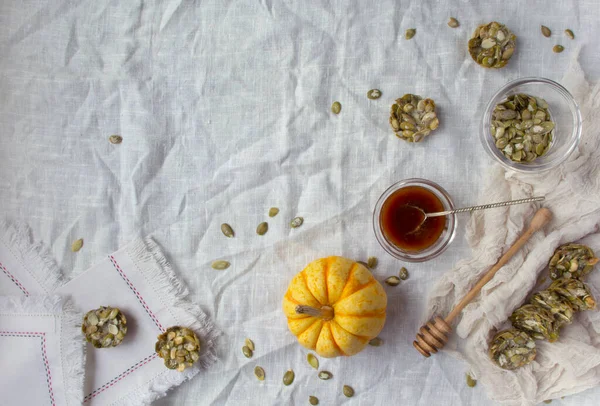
[
  {"x1": 0, "y1": 295, "x2": 86, "y2": 406},
  {"x1": 424, "y1": 60, "x2": 600, "y2": 405},
  {"x1": 1, "y1": 1, "x2": 600, "y2": 405}
]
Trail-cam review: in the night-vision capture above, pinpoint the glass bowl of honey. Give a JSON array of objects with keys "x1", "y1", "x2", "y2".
[{"x1": 373, "y1": 179, "x2": 457, "y2": 262}]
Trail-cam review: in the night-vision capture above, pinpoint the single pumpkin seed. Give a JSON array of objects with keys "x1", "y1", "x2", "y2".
[
  {"x1": 245, "y1": 338, "x2": 255, "y2": 352},
  {"x1": 268, "y1": 207, "x2": 279, "y2": 217},
  {"x1": 369, "y1": 337, "x2": 383, "y2": 346},
  {"x1": 367, "y1": 256, "x2": 378, "y2": 269},
  {"x1": 331, "y1": 101, "x2": 342, "y2": 114},
  {"x1": 448, "y1": 17, "x2": 459, "y2": 28},
  {"x1": 405, "y1": 28, "x2": 416, "y2": 40},
  {"x1": 221, "y1": 223, "x2": 234, "y2": 238},
  {"x1": 541, "y1": 25, "x2": 551, "y2": 38},
  {"x1": 307, "y1": 353, "x2": 319, "y2": 369},
  {"x1": 543, "y1": 400, "x2": 552, "y2": 404},
  {"x1": 399, "y1": 267, "x2": 409, "y2": 280},
  {"x1": 242, "y1": 345, "x2": 253, "y2": 358},
  {"x1": 553, "y1": 45, "x2": 564, "y2": 53},
  {"x1": 211, "y1": 260, "x2": 230, "y2": 270},
  {"x1": 256, "y1": 222, "x2": 268, "y2": 235},
  {"x1": 290, "y1": 217, "x2": 304, "y2": 228},
  {"x1": 343, "y1": 385, "x2": 355, "y2": 397},
  {"x1": 71, "y1": 238, "x2": 84, "y2": 252},
  {"x1": 318, "y1": 371, "x2": 333, "y2": 380},
  {"x1": 283, "y1": 369, "x2": 295, "y2": 386},
  {"x1": 466, "y1": 373, "x2": 477, "y2": 387},
  {"x1": 385, "y1": 276, "x2": 401, "y2": 286},
  {"x1": 254, "y1": 366, "x2": 265, "y2": 381},
  {"x1": 108, "y1": 135, "x2": 123, "y2": 144},
  {"x1": 309, "y1": 396, "x2": 319, "y2": 405},
  {"x1": 367, "y1": 89, "x2": 382, "y2": 100},
  {"x1": 565, "y1": 29, "x2": 574, "y2": 40}
]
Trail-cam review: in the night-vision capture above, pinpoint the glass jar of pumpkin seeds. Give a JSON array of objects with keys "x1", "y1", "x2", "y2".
[{"x1": 480, "y1": 77, "x2": 582, "y2": 172}]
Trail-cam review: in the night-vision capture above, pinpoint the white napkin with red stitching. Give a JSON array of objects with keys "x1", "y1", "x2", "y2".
[
  {"x1": 55, "y1": 237, "x2": 219, "y2": 406},
  {"x1": 0, "y1": 295, "x2": 86, "y2": 406},
  {"x1": 1, "y1": 219, "x2": 219, "y2": 405}
]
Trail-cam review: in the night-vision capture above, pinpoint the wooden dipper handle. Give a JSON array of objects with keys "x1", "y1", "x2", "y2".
[{"x1": 414, "y1": 207, "x2": 552, "y2": 357}]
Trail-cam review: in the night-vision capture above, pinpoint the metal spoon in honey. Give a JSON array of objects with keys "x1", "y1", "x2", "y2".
[{"x1": 408, "y1": 196, "x2": 545, "y2": 233}]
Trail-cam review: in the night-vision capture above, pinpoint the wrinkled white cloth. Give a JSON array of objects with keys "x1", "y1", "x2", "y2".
[
  {"x1": 425, "y1": 58, "x2": 600, "y2": 405},
  {"x1": 2, "y1": 1, "x2": 600, "y2": 405},
  {"x1": 0, "y1": 295, "x2": 86, "y2": 406}
]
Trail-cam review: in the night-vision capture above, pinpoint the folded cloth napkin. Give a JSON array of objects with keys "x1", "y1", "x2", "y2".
[
  {"x1": 0, "y1": 295, "x2": 86, "y2": 405},
  {"x1": 0, "y1": 219, "x2": 65, "y2": 296},
  {"x1": 424, "y1": 55, "x2": 600, "y2": 405},
  {"x1": 55, "y1": 237, "x2": 220, "y2": 406}
]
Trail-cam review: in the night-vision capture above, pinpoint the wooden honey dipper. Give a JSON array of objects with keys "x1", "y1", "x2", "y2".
[{"x1": 413, "y1": 207, "x2": 553, "y2": 357}]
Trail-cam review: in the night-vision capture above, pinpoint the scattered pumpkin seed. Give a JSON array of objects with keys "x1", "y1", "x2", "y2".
[
  {"x1": 254, "y1": 366, "x2": 265, "y2": 381},
  {"x1": 466, "y1": 373, "x2": 477, "y2": 387},
  {"x1": 543, "y1": 401, "x2": 552, "y2": 404},
  {"x1": 565, "y1": 29, "x2": 574, "y2": 40},
  {"x1": 405, "y1": 28, "x2": 416, "y2": 40},
  {"x1": 211, "y1": 260, "x2": 230, "y2": 270},
  {"x1": 369, "y1": 337, "x2": 383, "y2": 346},
  {"x1": 367, "y1": 256, "x2": 378, "y2": 269},
  {"x1": 290, "y1": 217, "x2": 304, "y2": 228},
  {"x1": 245, "y1": 338, "x2": 255, "y2": 352},
  {"x1": 318, "y1": 371, "x2": 333, "y2": 380},
  {"x1": 343, "y1": 385, "x2": 355, "y2": 397},
  {"x1": 553, "y1": 45, "x2": 564, "y2": 53},
  {"x1": 331, "y1": 101, "x2": 342, "y2": 114},
  {"x1": 367, "y1": 89, "x2": 382, "y2": 100},
  {"x1": 108, "y1": 135, "x2": 123, "y2": 144},
  {"x1": 269, "y1": 207, "x2": 279, "y2": 217},
  {"x1": 242, "y1": 345, "x2": 253, "y2": 358},
  {"x1": 385, "y1": 276, "x2": 401, "y2": 286},
  {"x1": 71, "y1": 238, "x2": 84, "y2": 252},
  {"x1": 309, "y1": 396, "x2": 319, "y2": 405},
  {"x1": 221, "y1": 223, "x2": 234, "y2": 238},
  {"x1": 256, "y1": 222, "x2": 268, "y2": 235},
  {"x1": 307, "y1": 353, "x2": 319, "y2": 370},
  {"x1": 399, "y1": 267, "x2": 409, "y2": 280},
  {"x1": 283, "y1": 369, "x2": 295, "y2": 386},
  {"x1": 357, "y1": 261, "x2": 369, "y2": 268},
  {"x1": 448, "y1": 17, "x2": 459, "y2": 28},
  {"x1": 541, "y1": 25, "x2": 551, "y2": 38}
]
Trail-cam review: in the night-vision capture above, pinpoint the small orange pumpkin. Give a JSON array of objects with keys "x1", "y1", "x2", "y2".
[{"x1": 282, "y1": 256, "x2": 387, "y2": 357}]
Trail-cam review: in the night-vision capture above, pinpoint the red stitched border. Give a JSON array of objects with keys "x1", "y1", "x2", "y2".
[
  {"x1": 109, "y1": 255, "x2": 164, "y2": 332},
  {"x1": 0, "y1": 331, "x2": 56, "y2": 405},
  {"x1": 83, "y1": 255, "x2": 165, "y2": 402},
  {"x1": 0, "y1": 261, "x2": 30, "y2": 296},
  {"x1": 83, "y1": 353, "x2": 158, "y2": 402}
]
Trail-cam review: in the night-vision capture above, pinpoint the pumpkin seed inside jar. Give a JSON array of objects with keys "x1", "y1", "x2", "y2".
[{"x1": 490, "y1": 93, "x2": 555, "y2": 163}]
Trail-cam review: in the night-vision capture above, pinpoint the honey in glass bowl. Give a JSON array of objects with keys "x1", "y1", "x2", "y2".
[
  {"x1": 380, "y1": 186, "x2": 445, "y2": 252},
  {"x1": 373, "y1": 178, "x2": 456, "y2": 262}
]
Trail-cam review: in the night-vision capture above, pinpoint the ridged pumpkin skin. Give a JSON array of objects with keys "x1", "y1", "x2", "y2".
[{"x1": 283, "y1": 256, "x2": 387, "y2": 357}]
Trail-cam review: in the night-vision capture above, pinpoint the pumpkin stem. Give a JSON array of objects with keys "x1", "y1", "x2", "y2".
[{"x1": 295, "y1": 305, "x2": 334, "y2": 321}]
